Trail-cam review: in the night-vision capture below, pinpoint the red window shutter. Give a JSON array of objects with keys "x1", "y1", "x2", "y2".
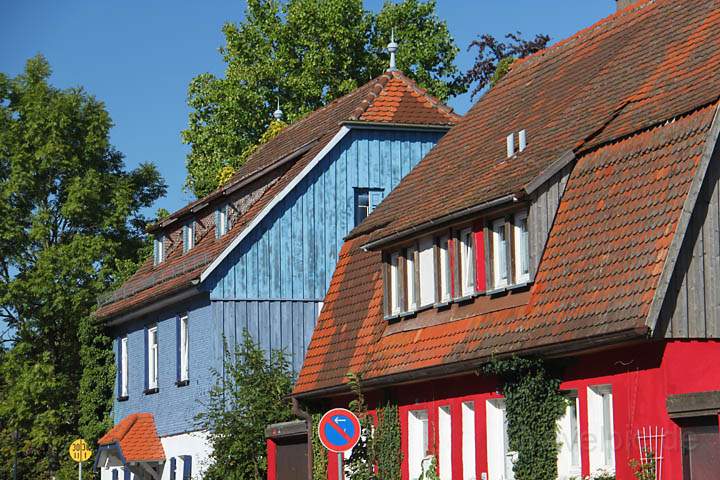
[{"x1": 474, "y1": 223, "x2": 486, "y2": 293}]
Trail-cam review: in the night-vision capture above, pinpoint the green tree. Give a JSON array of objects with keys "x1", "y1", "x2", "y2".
[
  {"x1": 183, "y1": 0, "x2": 461, "y2": 198},
  {"x1": 0, "y1": 55, "x2": 166, "y2": 479},
  {"x1": 198, "y1": 332, "x2": 293, "y2": 480}
]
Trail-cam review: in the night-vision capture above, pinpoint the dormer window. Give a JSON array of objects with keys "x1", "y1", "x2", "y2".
[
  {"x1": 489, "y1": 210, "x2": 530, "y2": 290},
  {"x1": 383, "y1": 208, "x2": 530, "y2": 318},
  {"x1": 153, "y1": 235, "x2": 165, "y2": 266},
  {"x1": 183, "y1": 221, "x2": 195, "y2": 253},
  {"x1": 216, "y1": 204, "x2": 229, "y2": 238},
  {"x1": 355, "y1": 188, "x2": 384, "y2": 226}
]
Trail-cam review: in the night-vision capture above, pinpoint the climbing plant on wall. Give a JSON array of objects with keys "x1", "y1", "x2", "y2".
[
  {"x1": 311, "y1": 413, "x2": 328, "y2": 480},
  {"x1": 374, "y1": 400, "x2": 402, "y2": 480},
  {"x1": 483, "y1": 357, "x2": 567, "y2": 480}
]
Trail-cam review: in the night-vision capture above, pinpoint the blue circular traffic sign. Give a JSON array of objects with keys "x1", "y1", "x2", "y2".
[{"x1": 317, "y1": 408, "x2": 361, "y2": 453}]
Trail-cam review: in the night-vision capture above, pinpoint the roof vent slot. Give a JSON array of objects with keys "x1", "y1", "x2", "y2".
[{"x1": 506, "y1": 133, "x2": 515, "y2": 157}]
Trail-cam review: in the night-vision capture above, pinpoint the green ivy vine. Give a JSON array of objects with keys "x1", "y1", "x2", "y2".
[
  {"x1": 374, "y1": 401, "x2": 402, "y2": 480},
  {"x1": 483, "y1": 357, "x2": 567, "y2": 480}
]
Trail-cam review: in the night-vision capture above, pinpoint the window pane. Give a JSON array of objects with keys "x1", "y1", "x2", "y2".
[
  {"x1": 602, "y1": 392, "x2": 615, "y2": 467},
  {"x1": 419, "y1": 237, "x2": 435, "y2": 307},
  {"x1": 180, "y1": 316, "x2": 189, "y2": 381},
  {"x1": 514, "y1": 212, "x2": 529, "y2": 283},
  {"x1": 438, "y1": 406, "x2": 452, "y2": 480},
  {"x1": 355, "y1": 190, "x2": 369, "y2": 226},
  {"x1": 390, "y1": 252, "x2": 401, "y2": 314},
  {"x1": 406, "y1": 246, "x2": 417, "y2": 310},
  {"x1": 460, "y1": 228, "x2": 474, "y2": 296},
  {"x1": 588, "y1": 385, "x2": 615, "y2": 473},
  {"x1": 121, "y1": 337, "x2": 128, "y2": 397},
  {"x1": 408, "y1": 410, "x2": 429, "y2": 480},
  {"x1": 462, "y1": 402, "x2": 476, "y2": 480},
  {"x1": 492, "y1": 219, "x2": 507, "y2": 288},
  {"x1": 439, "y1": 235, "x2": 451, "y2": 302}
]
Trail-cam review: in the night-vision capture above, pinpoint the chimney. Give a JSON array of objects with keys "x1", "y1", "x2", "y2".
[{"x1": 616, "y1": 0, "x2": 635, "y2": 10}]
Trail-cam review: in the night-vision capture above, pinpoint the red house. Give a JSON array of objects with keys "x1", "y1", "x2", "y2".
[{"x1": 289, "y1": 1, "x2": 720, "y2": 479}]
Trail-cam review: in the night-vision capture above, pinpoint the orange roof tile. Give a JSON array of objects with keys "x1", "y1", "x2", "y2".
[{"x1": 98, "y1": 413, "x2": 165, "y2": 463}]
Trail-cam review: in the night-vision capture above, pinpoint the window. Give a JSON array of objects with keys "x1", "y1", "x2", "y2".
[
  {"x1": 181, "y1": 455, "x2": 193, "y2": 480},
  {"x1": 557, "y1": 393, "x2": 581, "y2": 479},
  {"x1": 178, "y1": 314, "x2": 189, "y2": 383},
  {"x1": 408, "y1": 410, "x2": 429, "y2": 480},
  {"x1": 169, "y1": 458, "x2": 177, "y2": 480},
  {"x1": 183, "y1": 221, "x2": 195, "y2": 253},
  {"x1": 438, "y1": 406, "x2": 452, "y2": 480},
  {"x1": 146, "y1": 325, "x2": 158, "y2": 391},
  {"x1": 354, "y1": 188, "x2": 384, "y2": 226},
  {"x1": 119, "y1": 336, "x2": 128, "y2": 398},
  {"x1": 486, "y1": 399, "x2": 516, "y2": 480},
  {"x1": 216, "y1": 204, "x2": 229, "y2": 238},
  {"x1": 491, "y1": 219, "x2": 508, "y2": 288},
  {"x1": 418, "y1": 237, "x2": 436, "y2": 307},
  {"x1": 513, "y1": 212, "x2": 529, "y2": 284},
  {"x1": 462, "y1": 402, "x2": 476, "y2": 480},
  {"x1": 588, "y1": 385, "x2": 615, "y2": 474},
  {"x1": 389, "y1": 251, "x2": 401, "y2": 315},
  {"x1": 153, "y1": 235, "x2": 164, "y2": 265},
  {"x1": 406, "y1": 245, "x2": 418, "y2": 311},
  {"x1": 459, "y1": 228, "x2": 475, "y2": 297},
  {"x1": 438, "y1": 234, "x2": 452, "y2": 302}
]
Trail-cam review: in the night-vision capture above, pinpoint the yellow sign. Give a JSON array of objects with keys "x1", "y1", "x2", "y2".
[{"x1": 69, "y1": 439, "x2": 92, "y2": 462}]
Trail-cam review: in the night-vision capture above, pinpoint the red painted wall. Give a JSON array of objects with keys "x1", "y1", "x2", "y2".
[{"x1": 303, "y1": 340, "x2": 720, "y2": 479}]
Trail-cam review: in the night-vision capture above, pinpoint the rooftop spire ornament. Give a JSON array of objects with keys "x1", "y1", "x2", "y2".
[
  {"x1": 273, "y1": 98, "x2": 283, "y2": 121},
  {"x1": 387, "y1": 29, "x2": 398, "y2": 72}
]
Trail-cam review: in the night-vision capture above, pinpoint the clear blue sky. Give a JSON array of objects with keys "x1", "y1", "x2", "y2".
[{"x1": 1, "y1": 0, "x2": 615, "y2": 216}]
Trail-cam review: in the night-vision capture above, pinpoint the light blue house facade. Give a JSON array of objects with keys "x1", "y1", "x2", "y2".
[{"x1": 95, "y1": 71, "x2": 459, "y2": 480}]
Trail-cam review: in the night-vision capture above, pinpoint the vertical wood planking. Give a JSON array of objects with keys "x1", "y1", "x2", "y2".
[
  {"x1": 303, "y1": 178, "x2": 315, "y2": 299},
  {"x1": 291, "y1": 192, "x2": 304, "y2": 298},
  {"x1": 706, "y1": 179, "x2": 720, "y2": 337},
  {"x1": 270, "y1": 301, "x2": 282, "y2": 353},
  {"x1": 688, "y1": 214, "x2": 707, "y2": 337}
]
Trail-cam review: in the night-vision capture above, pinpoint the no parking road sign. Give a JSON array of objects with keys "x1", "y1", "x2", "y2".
[{"x1": 318, "y1": 408, "x2": 361, "y2": 453}]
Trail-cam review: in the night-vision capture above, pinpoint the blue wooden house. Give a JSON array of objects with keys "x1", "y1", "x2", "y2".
[{"x1": 93, "y1": 69, "x2": 459, "y2": 480}]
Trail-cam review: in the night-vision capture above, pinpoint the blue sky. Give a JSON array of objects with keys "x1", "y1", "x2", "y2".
[{"x1": 1, "y1": 1, "x2": 614, "y2": 216}]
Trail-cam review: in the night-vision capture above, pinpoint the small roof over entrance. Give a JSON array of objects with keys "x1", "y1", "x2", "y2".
[{"x1": 95, "y1": 413, "x2": 165, "y2": 479}]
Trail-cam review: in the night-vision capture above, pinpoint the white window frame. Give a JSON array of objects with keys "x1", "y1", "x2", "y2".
[
  {"x1": 217, "y1": 204, "x2": 228, "y2": 237},
  {"x1": 418, "y1": 237, "x2": 436, "y2": 307},
  {"x1": 486, "y1": 399, "x2": 516, "y2": 480},
  {"x1": 390, "y1": 251, "x2": 401, "y2": 315},
  {"x1": 462, "y1": 401, "x2": 476, "y2": 480},
  {"x1": 406, "y1": 245, "x2": 418, "y2": 311},
  {"x1": 120, "y1": 336, "x2": 128, "y2": 398},
  {"x1": 148, "y1": 326, "x2": 158, "y2": 390},
  {"x1": 459, "y1": 228, "x2": 475, "y2": 297},
  {"x1": 491, "y1": 219, "x2": 508, "y2": 289},
  {"x1": 513, "y1": 212, "x2": 529, "y2": 284},
  {"x1": 179, "y1": 315, "x2": 189, "y2": 382},
  {"x1": 557, "y1": 393, "x2": 581, "y2": 479},
  {"x1": 587, "y1": 385, "x2": 615, "y2": 475},
  {"x1": 154, "y1": 236, "x2": 164, "y2": 265},
  {"x1": 438, "y1": 234, "x2": 451, "y2": 302},
  {"x1": 408, "y1": 409, "x2": 429, "y2": 480},
  {"x1": 438, "y1": 406, "x2": 452, "y2": 480},
  {"x1": 183, "y1": 221, "x2": 195, "y2": 253}
]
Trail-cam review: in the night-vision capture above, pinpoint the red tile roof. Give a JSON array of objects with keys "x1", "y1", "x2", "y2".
[
  {"x1": 98, "y1": 413, "x2": 165, "y2": 462},
  {"x1": 294, "y1": 103, "x2": 718, "y2": 397},
  {"x1": 294, "y1": 0, "x2": 720, "y2": 396},
  {"x1": 350, "y1": 0, "x2": 720, "y2": 245},
  {"x1": 96, "y1": 71, "x2": 458, "y2": 321}
]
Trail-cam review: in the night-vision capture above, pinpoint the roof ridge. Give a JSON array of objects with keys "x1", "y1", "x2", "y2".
[{"x1": 513, "y1": 0, "x2": 658, "y2": 71}]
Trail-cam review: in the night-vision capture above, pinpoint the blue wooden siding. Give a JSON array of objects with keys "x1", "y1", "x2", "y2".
[
  {"x1": 113, "y1": 294, "x2": 214, "y2": 437},
  {"x1": 213, "y1": 300, "x2": 320, "y2": 373},
  {"x1": 206, "y1": 128, "x2": 443, "y2": 301}
]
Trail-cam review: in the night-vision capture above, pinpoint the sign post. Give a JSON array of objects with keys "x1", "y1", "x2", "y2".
[
  {"x1": 69, "y1": 438, "x2": 92, "y2": 480},
  {"x1": 317, "y1": 408, "x2": 361, "y2": 480}
]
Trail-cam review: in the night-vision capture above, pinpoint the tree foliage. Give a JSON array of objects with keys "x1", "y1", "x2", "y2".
[
  {"x1": 198, "y1": 332, "x2": 293, "y2": 480},
  {"x1": 0, "y1": 55, "x2": 166, "y2": 479},
  {"x1": 483, "y1": 357, "x2": 567, "y2": 480},
  {"x1": 182, "y1": 0, "x2": 461, "y2": 198},
  {"x1": 458, "y1": 32, "x2": 551, "y2": 98}
]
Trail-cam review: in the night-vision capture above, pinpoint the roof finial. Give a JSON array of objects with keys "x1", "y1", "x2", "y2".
[
  {"x1": 387, "y1": 29, "x2": 398, "y2": 72},
  {"x1": 272, "y1": 98, "x2": 283, "y2": 121}
]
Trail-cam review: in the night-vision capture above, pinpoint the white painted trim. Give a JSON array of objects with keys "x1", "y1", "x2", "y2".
[
  {"x1": 200, "y1": 126, "x2": 351, "y2": 282},
  {"x1": 461, "y1": 401, "x2": 476, "y2": 480},
  {"x1": 438, "y1": 406, "x2": 452, "y2": 480}
]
